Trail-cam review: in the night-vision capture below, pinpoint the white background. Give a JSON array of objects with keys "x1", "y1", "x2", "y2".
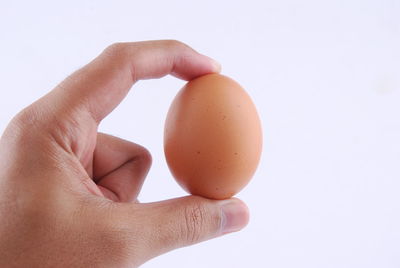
[{"x1": 1, "y1": 1, "x2": 400, "y2": 267}]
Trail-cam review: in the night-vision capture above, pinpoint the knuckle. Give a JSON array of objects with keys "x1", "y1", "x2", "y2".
[
  {"x1": 6, "y1": 103, "x2": 83, "y2": 153},
  {"x1": 12, "y1": 105, "x2": 44, "y2": 129},
  {"x1": 123, "y1": 143, "x2": 153, "y2": 174},
  {"x1": 5, "y1": 106, "x2": 46, "y2": 143},
  {"x1": 182, "y1": 202, "x2": 208, "y2": 244},
  {"x1": 162, "y1": 39, "x2": 190, "y2": 50},
  {"x1": 102, "y1": 42, "x2": 137, "y2": 81},
  {"x1": 136, "y1": 146, "x2": 152, "y2": 167},
  {"x1": 103, "y1": 42, "x2": 129, "y2": 58}
]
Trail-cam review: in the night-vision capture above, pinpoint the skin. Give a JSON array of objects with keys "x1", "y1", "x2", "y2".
[{"x1": 0, "y1": 40, "x2": 249, "y2": 268}]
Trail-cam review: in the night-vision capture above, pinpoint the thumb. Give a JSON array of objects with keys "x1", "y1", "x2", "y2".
[{"x1": 138, "y1": 196, "x2": 249, "y2": 259}]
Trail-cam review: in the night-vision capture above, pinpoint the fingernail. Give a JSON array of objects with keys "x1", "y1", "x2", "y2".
[
  {"x1": 220, "y1": 199, "x2": 249, "y2": 234},
  {"x1": 210, "y1": 59, "x2": 222, "y2": 73},
  {"x1": 202, "y1": 55, "x2": 221, "y2": 73}
]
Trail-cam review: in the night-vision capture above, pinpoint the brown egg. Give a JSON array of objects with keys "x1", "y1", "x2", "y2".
[{"x1": 164, "y1": 74, "x2": 262, "y2": 199}]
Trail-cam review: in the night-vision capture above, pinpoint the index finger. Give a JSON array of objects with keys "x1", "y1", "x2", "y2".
[{"x1": 48, "y1": 40, "x2": 221, "y2": 123}]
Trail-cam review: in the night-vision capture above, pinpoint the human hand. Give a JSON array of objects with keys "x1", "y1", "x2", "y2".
[{"x1": 0, "y1": 40, "x2": 249, "y2": 268}]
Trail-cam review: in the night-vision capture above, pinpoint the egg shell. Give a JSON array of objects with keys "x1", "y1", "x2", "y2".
[{"x1": 164, "y1": 74, "x2": 262, "y2": 199}]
